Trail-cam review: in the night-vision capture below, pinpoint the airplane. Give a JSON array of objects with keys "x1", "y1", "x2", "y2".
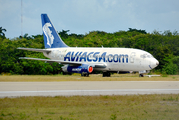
[{"x1": 17, "y1": 14, "x2": 159, "y2": 77}]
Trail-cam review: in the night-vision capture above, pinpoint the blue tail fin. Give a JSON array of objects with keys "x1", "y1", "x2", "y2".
[{"x1": 41, "y1": 14, "x2": 69, "y2": 48}]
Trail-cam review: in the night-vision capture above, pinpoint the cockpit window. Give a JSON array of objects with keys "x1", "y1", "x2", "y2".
[
  {"x1": 140, "y1": 54, "x2": 153, "y2": 58},
  {"x1": 140, "y1": 54, "x2": 146, "y2": 58}
]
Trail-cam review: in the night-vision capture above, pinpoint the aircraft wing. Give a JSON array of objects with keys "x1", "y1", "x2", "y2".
[{"x1": 19, "y1": 57, "x2": 107, "y2": 68}]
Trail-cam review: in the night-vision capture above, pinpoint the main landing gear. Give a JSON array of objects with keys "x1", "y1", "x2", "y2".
[
  {"x1": 103, "y1": 72, "x2": 111, "y2": 77},
  {"x1": 81, "y1": 73, "x2": 89, "y2": 77}
]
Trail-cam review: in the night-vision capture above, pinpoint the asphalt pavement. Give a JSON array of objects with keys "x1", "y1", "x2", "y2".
[{"x1": 0, "y1": 81, "x2": 179, "y2": 97}]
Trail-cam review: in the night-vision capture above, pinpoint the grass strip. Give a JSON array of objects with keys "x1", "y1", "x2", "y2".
[
  {"x1": 0, "y1": 74, "x2": 179, "y2": 82},
  {"x1": 0, "y1": 94, "x2": 179, "y2": 120}
]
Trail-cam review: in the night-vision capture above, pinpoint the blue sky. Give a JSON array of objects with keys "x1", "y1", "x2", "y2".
[{"x1": 1, "y1": 0, "x2": 179, "y2": 39}]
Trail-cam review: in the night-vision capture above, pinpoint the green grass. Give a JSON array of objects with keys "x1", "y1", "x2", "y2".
[
  {"x1": 0, "y1": 74, "x2": 179, "y2": 82},
  {"x1": 1, "y1": 74, "x2": 178, "y2": 119},
  {"x1": 0, "y1": 94, "x2": 179, "y2": 120}
]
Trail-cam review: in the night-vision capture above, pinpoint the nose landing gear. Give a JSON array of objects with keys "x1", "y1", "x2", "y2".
[
  {"x1": 139, "y1": 74, "x2": 144, "y2": 77},
  {"x1": 139, "y1": 70, "x2": 149, "y2": 77}
]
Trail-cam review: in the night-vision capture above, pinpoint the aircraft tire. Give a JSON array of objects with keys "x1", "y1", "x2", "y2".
[
  {"x1": 102, "y1": 72, "x2": 106, "y2": 77},
  {"x1": 81, "y1": 73, "x2": 89, "y2": 77},
  {"x1": 86, "y1": 73, "x2": 89, "y2": 77},
  {"x1": 107, "y1": 72, "x2": 111, "y2": 77},
  {"x1": 103, "y1": 72, "x2": 111, "y2": 77},
  {"x1": 139, "y1": 74, "x2": 144, "y2": 77},
  {"x1": 81, "y1": 73, "x2": 84, "y2": 77}
]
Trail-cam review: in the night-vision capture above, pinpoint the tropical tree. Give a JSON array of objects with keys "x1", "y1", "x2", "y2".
[{"x1": 0, "y1": 27, "x2": 7, "y2": 39}]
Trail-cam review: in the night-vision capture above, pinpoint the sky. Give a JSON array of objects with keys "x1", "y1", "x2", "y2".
[{"x1": 1, "y1": 0, "x2": 179, "y2": 39}]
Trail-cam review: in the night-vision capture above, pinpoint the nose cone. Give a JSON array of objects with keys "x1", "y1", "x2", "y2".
[
  {"x1": 156, "y1": 60, "x2": 159, "y2": 66},
  {"x1": 150, "y1": 58, "x2": 159, "y2": 69}
]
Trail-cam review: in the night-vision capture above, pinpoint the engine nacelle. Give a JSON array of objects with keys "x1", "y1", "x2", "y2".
[{"x1": 62, "y1": 64, "x2": 93, "y2": 74}]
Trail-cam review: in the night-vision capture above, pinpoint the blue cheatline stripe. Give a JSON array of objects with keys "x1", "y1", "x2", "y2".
[{"x1": 149, "y1": 65, "x2": 152, "y2": 69}]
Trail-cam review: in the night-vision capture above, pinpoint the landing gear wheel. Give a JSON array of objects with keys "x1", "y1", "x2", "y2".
[
  {"x1": 86, "y1": 73, "x2": 89, "y2": 77},
  {"x1": 103, "y1": 72, "x2": 111, "y2": 77},
  {"x1": 81, "y1": 73, "x2": 89, "y2": 77},
  {"x1": 81, "y1": 73, "x2": 84, "y2": 77},
  {"x1": 139, "y1": 74, "x2": 144, "y2": 77}
]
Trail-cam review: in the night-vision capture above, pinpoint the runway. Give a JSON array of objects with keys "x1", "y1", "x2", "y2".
[{"x1": 0, "y1": 81, "x2": 179, "y2": 97}]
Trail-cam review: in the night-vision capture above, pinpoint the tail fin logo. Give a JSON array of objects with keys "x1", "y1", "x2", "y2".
[{"x1": 43, "y1": 23, "x2": 54, "y2": 47}]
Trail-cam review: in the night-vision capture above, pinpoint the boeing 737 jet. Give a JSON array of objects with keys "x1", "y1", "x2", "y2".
[{"x1": 18, "y1": 14, "x2": 159, "y2": 77}]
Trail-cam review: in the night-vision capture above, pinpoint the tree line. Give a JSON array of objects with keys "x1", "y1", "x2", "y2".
[{"x1": 0, "y1": 27, "x2": 179, "y2": 75}]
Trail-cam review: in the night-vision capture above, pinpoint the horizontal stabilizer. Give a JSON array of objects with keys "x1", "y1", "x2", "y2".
[
  {"x1": 19, "y1": 57, "x2": 52, "y2": 61},
  {"x1": 17, "y1": 47, "x2": 51, "y2": 53}
]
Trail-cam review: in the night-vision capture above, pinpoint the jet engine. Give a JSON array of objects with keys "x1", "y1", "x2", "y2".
[{"x1": 62, "y1": 64, "x2": 93, "y2": 76}]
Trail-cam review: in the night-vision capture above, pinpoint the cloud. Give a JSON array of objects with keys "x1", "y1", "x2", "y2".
[{"x1": 1, "y1": 0, "x2": 179, "y2": 38}]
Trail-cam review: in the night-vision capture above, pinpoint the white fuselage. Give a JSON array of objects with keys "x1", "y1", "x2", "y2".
[{"x1": 43, "y1": 47, "x2": 159, "y2": 72}]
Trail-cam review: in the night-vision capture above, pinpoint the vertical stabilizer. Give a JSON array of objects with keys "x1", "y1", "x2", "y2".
[{"x1": 41, "y1": 14, "x2": 68, "y2": 48}]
